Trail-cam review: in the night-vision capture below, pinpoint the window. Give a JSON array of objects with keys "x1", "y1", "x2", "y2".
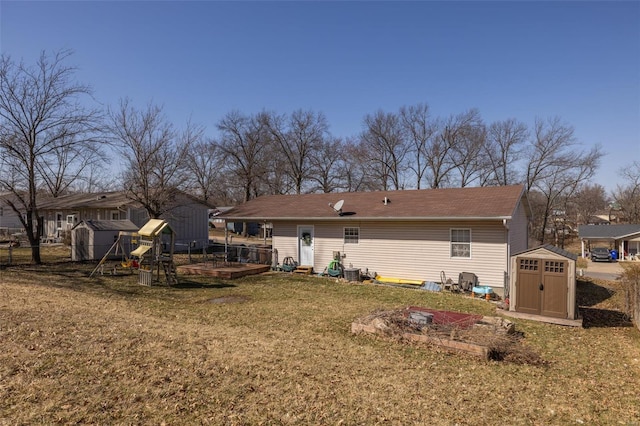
[
  {"x1": 110, "y1": 210, "x2": 120, "y2": 220},
  {"x1": 519, "y1": 259, "x2": 538, "y2": 271},
  {"x1": 450, "y1": 229, "x2": 471, "y2": 258},
  {"x1": 344, "y1": 227, "x2": 359, "y2": 244},
  {"x1": 545, "y1": 261, "x2": 564, "y2": 273}
]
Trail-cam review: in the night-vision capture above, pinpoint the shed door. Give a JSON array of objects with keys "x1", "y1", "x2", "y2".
[
  {"x1": 515, "y1": 258, "x2": 541, "y2": 315},
  {"x1": 74, "y1": 227, "x2": 90, "y2": 261},
  {"x1": 515, "y1": 257, "x2": 568, "y2": 318},
  {"x1": 540, "y1": 260, "x2": 568, "y2": 318}
]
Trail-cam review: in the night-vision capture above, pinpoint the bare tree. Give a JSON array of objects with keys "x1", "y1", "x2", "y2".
[
  {"x1": 339, "y1": 138, "x2": 379, "y2": 192},
  {"x1": 525, "y1": 117, "x2": 602, "y2": 244},
  {"x1": 36, "y1": 136, "x2": 106, "y2": 197},
  {"x1": 447, "y1": 109, "x2": 486, "y2": 187},
  {"x1": 484, "y1": 118, "x2": 528, "y2": 186},
  {"x1": 308, "y1": 136, "x2": 347, "y2": 193},
  {"x1": 0, "y1": 50, "x2": 102, "y2": 263},
  {"x1": 399, "y1": 103, "x2": 438, "y2": 189},
  {"x1": 108, "y1": 99, "x2": 192, "y2": 218},
  {"x1": 573, "y1": 183, "x2": 608, "y2": 224},
  {"x1": 184, "y1": 133, "x2": 222, "y2": 205},
  {"x1": 262, "y1": 149, "x2": 295, "y2": 196},
  {"x1": 69, "y1": 160, "x2": 119, "y2": 193},
  {"x1": 265, "y1": 109, "x2": 328, "y2": 194},
  {"x1": 425, "y1": 113, "x2": 467, "y2": 189},
  {"x1": 217, "y1": 110, "x2": 270, "y2": 203},
  {"x1": 612, "y1": 161, "x2": 640, "y2": 223},
  {"x1": 361, "y1": 110, "x2": 407, "y2": 190}
]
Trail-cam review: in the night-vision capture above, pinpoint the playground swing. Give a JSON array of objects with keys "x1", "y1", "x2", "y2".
[{"x1": 89, "y1": 231, "x2": 139, "y2": 277}]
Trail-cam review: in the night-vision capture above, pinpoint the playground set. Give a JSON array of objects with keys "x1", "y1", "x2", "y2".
[{"x1": 90, "y1": 219, "x2": 178, "y2": 286}]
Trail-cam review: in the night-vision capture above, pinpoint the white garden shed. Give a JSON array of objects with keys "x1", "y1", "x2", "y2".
[{"x1": 71, "y1": 220, "x2": 139, "y2": 261}]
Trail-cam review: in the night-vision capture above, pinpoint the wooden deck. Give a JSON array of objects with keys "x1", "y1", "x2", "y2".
[{"x1": 177, "y1": 262, "x2": 271, "y2": 279}]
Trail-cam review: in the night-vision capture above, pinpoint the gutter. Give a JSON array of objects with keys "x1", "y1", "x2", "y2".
[{"x1": 221, "y1": 216, "x2": 514, "y2": 222}]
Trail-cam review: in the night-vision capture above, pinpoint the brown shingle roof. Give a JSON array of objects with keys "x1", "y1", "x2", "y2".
[
  {"x1": 222, "y1": 185, "x2": 526, "y2": 221},
  {"x1": 38, "y1": 192, "x2": 136, "y2": 210}
]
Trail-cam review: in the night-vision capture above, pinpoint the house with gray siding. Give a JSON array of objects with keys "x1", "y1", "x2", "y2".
[
  {"x1": 0, "y1": 192, "x2": 24, "y2": 235},
  {"x1": 221, "y1": 185, "x2": 530, "y2": 294},
  {"x1": 37, "y1": 191, "x2": 213, "y2": 249}
]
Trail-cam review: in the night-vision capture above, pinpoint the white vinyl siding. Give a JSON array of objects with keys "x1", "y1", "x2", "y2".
[{"x1": 273, "y1": 220, "x2": 509, "y2": 289}]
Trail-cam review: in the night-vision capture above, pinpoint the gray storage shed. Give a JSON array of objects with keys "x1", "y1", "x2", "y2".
[
  {"x1": 508, "y1": 245, "x2": 580, "y2": 324},
  {"x1": 71, "y1": 220, "x2": 139, "y2": 261}
]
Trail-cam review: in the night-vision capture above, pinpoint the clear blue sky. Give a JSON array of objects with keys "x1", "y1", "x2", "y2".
[{"x1": 1, "y1": 1, "x2": 638, "y2": 192}]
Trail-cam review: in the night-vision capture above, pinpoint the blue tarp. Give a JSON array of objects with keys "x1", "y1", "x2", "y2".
[{"x1": 420, "y1": 281, "x2": 442, "y2": 292}]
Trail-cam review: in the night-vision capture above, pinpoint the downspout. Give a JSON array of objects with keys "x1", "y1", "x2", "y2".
[
  {"x1": 224, "y1": 220, "x2": 228, "y2": 263},
  {"x1": 503, "y1": 219, "x2": 510, "y2": 299}
]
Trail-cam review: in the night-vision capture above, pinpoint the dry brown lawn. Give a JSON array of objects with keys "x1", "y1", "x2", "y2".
[{"x1": 1, "y1": 249, "x2": 639, "y2": 425}]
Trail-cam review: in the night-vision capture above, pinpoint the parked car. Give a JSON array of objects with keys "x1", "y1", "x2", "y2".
[{"x1": 590, "y1": 247, "x2": 612, "y2": 262}]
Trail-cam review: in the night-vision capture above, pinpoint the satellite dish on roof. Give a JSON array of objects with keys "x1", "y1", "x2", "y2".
[{"x1": 329, "y1": 199, "x2": 345, "y2": 216}]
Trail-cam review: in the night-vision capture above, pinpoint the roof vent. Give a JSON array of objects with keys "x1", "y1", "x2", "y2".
[
  {"x1": 97, "y1": 195, "x2": 107, "y2": 200},
  {"x1": 383, "y1": 197, "x2": 390, "y2": 205}
]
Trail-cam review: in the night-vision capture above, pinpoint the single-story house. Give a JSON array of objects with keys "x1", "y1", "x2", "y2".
[
  {"x1": 578, "y1": 224, "x2": 640, "y2": 260},
  {"x1": 220, "y1": 185, "x2": 531, "y2": 294},
  {"x1": 38, "y1": 191, "x2": 213, "y2": 249}
]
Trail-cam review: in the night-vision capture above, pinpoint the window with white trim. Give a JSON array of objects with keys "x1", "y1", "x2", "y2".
[
  {"x1": 450, "y1": 228, "x2": 471, "y2": 258},
  {"x1": 344, "y1": 227, "x2": 359, "y2": 244}
]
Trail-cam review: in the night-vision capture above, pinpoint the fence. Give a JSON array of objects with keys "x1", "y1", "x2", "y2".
[
  {"x1": 0, "y1": 245, "x2": 32, "y2": 266},
  {"x1": 175, "y1": 241, "x2": 274, "y2": 266},
  {"x1": 622, "y1": 264, "x2": 640, "y2": 331},
  {"x1": 1, "y1": 240, "x2": 275, "y2": 268}
]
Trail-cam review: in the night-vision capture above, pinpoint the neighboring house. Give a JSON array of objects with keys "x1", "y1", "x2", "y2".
[
  {"x1": 586, "y1": 215, "x2": 610, "y2": 225},
  {"x1": 38, "y1": 191, "x2": 213, "y2": 249},
  {"x1": 0, "y1": 192, "x2": 25, "y2": 235},
  {"x1": 210, "y1": 207, "x2": 262, "y2": 236},
  {"x1": 221, "y1": 185, "x2": 531, "y2": 293},
  {"x1": 578, "y1": 224, "x2": 640, "y2": 260}
]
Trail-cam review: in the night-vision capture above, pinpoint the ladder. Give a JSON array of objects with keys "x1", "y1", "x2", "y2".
[{"x1": 162, "y1": 260, "x2": 178, "y2": 286}]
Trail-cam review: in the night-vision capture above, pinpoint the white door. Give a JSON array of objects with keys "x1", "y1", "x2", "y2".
[{"x1": 298, "y1": 226, "x2": 314, "y2": 267}]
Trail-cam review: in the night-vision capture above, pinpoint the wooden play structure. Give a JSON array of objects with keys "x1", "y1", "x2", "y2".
[
  {"x1": 90, "y1": 218, "x2": 178, "y2": 286},
  {"x1": 129, "y1": 219, "x2": 178, "y2": 286}
]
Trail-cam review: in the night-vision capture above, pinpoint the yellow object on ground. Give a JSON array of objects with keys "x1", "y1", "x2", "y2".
[{"x1": 374, "y1": 275, "x2": 425, "y2": 286}]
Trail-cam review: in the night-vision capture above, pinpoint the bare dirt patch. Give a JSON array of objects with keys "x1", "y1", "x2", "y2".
[{"x1": 207, "y1": 295, "x2": 249, "y2": 304}]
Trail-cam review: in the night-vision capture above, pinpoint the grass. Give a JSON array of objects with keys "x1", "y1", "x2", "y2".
[{"x1": 1, "y1": 249, "x2": 640, "y2": 425}]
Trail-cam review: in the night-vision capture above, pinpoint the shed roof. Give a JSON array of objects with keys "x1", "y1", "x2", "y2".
[
  {"x1": 578, "y1": 224, "x2": 640, "y2": 240},
  {"x1": 221, "y1": 185, "x2": 527, "y2": 221},
  {"x1": 512, "y1": 244, "x2": 578, "y2": 261},
  {"x1": 73, "y1": 219, "x2": 139, "y2": 232}
]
